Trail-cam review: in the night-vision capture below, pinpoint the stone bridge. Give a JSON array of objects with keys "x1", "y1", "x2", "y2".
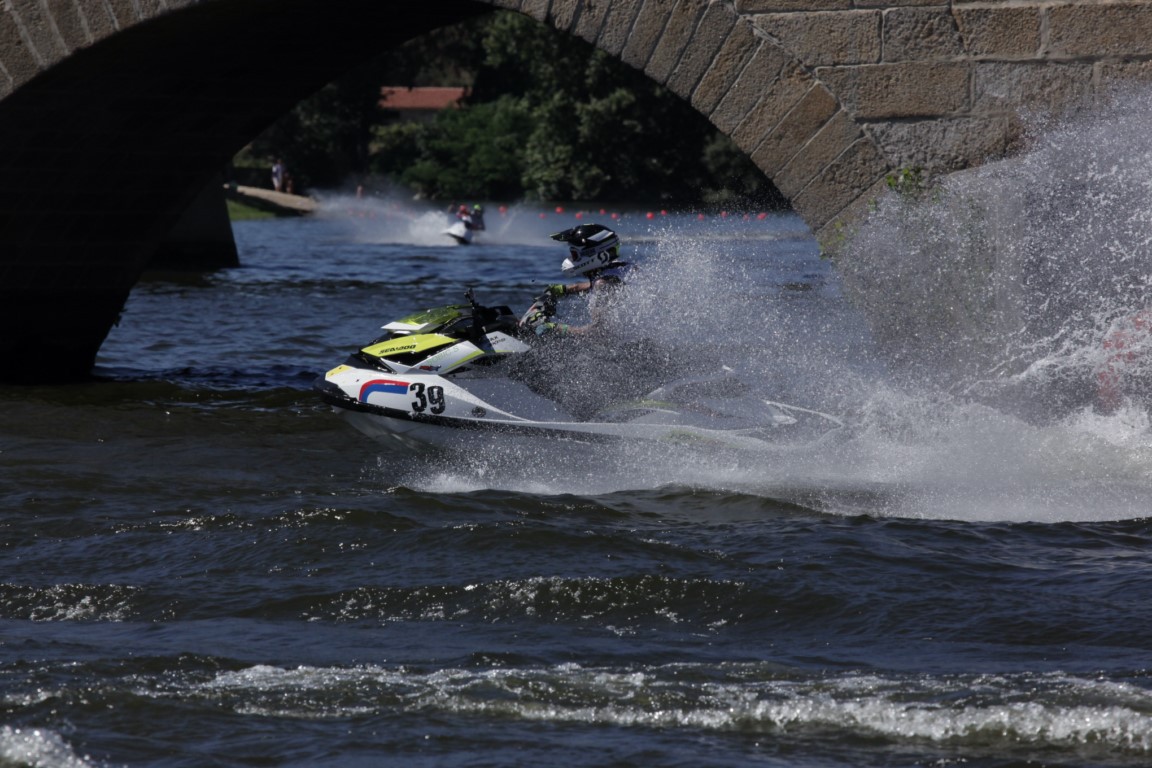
[{"x1": 2, "y1": 0, "x2": 1151, "y2": 382}]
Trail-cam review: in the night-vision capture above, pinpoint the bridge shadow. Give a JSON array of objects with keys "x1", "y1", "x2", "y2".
[{"x1": 0, "y1": 0, "x2": 486, "y2": 382}]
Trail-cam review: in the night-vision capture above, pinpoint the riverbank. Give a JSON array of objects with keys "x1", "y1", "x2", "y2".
[{"x1": 224, "y1": 184, "x2": 317, "y2": 219}]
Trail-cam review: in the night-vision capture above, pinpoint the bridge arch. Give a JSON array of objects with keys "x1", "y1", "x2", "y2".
[
  {"x1": 1, "y1": 0, "x2": 1150, "y2": 381},
  {"x1": 500, "y1": 0, "x2": 887, "y2": 237}
]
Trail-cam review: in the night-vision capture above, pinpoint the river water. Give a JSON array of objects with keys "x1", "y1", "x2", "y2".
[{"x1": 2, "y1": 194, "x2": 1152, "y2": 767}]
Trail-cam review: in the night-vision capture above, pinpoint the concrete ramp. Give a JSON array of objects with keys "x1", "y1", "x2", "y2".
[{"x1": 226, "y1": 185, "x2": 317, "y2": 216}]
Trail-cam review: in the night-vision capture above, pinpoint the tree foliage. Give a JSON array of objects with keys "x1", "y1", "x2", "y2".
[{"x1": 240, "y1": 11, "x2": 785, "y2": 209}]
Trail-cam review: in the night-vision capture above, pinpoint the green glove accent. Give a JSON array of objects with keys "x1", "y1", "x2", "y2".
[
  {"x1": 546, "y1": 284, "x2": 567, "y2": 299},
  {"x1": 535, "y1": 322, "x2": 569, "y2": 337}
]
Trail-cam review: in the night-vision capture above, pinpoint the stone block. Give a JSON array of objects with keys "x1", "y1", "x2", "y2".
[
  {"x1": 105, "y1": 0, "x2": 138, "y2": 27},
  {"x1": 855, "y1": 0, "x2": 940, "y2": 7},
  {"x1": 1049, "y1": 3, "x2": 1152, "y2": 58},
  {"x1": 729, "y1": 61, "x2": 812, "y2": 150},
  {"x1": 709, "y1": 41, "x2": 789, "y2": 134},
  {"x1": 752, "y1": 10, "x2": 880, "y2": 67},
  {"x1": 78, "y1": 1, "x2": 116, "y2": 41},
  {"x1": 519, "y1": 0, "x2": 550, "y2": 23},
  {"x1": 690, "y1": 16, "x2": 759, "y2": 115},
  {"x1": 45, "y1": 0, "x2": 90, "y2": 51},
  {"x1": 622, "y1": 0, "x2": 677, "y2": 71},
  {"x1": 648, "y1": 0, "x2": 709, "y2": 85},
  {"x1": 773, "y1": 109, "x2": 863, "y2": 199},
  {"x1": 973, "y1": 61, "x2": 1093, "y2": 116},
  {"x1": 10, "y1": 0, "x2": 64, "y2": 63},
  {"x1": 953, "y1": 6, "x2": 1040, "y2": 58},
  {"x1": 816, "y1": 176, "x2": 890, "y2": 257},
  {"x1": 1097, "y1": 60, "x2": 1152, "y2": 90},
  {"x1": 598, "y1": 0, "x2": 645, "y2": 56},
  {"x1": 820, "y1": 62, "x2": 970, "y2": 119},
  {"x1": 551, "y1": 0, "x2": 581, "y2": 32},
  {"x1": 867, "y1": 116, "x2": 1015, "y2": 174},
  {"x1": 794, "y1": 137, "x2": 890, "y2": 231},
  {"x1": 736, "y1": 0, "x2": 850, "y2": 10},
  {"x1": 136, "y1": 0, "x2": 164, "y2": 17},
  {"x1": 574, "y1": 0, "x2": 613, "y2": 44},
  {"x1": 0, "y1": 12, "x2": 40, "y2": 87},
  {"x1": 750, "y1": 84, "x2": 839, "y2": 177},
  {"x1": 882, "y1": 7, "x2": 963, "y2": 62},
  {"x1": 666, "y1": 1, "x2": 737, "y2": 99}
]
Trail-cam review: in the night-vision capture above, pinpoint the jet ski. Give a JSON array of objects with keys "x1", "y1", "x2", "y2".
[
  {"x1": 443, "y1": 220, "x2": 473, "y2": 245},
  {"x1": 444, "y1": 206, "x2": 479, "y2": 244},
  {"x1": 313, "y1": 289, "x2": 844, "y2": 451}
]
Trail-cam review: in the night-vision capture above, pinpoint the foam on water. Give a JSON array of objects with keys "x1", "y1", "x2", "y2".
[
  {"x1": 313, "y1": 193, "x2": 589, "y2": 247},
  {"x1": 0, "y1": 584, "x2": 138, "y2": 622},
  {"x1": 183, "y1": 662, "x2": 1152, "y2": 755},
  {"x1": 0, "y1": 726, "x2": 97, "y2": 768}
]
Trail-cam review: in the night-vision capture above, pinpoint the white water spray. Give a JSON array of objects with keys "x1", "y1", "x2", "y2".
[
  {"x1": 841, "y1": 84, "x2": 1152, "y2": 415},
  {"x1": 311, "y1": 191, "x2": 602, "y2": 247},
  {"x1": 346, "y1": 93, "x2": 1152, "y2": 522}
]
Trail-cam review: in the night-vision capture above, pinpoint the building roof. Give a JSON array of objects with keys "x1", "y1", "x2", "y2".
[{"x1": 379, "y1": 87, "x2": 468, "y2": 111}]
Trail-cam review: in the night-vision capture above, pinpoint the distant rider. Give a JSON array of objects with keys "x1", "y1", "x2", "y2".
[
  {"x1": 520, "y1": 223, "x2": 632, "y2": 337},
  {"x1": 1096, "y1": 307, "x2": 1152, "y2": 413},
  {"x1": 454, "y1": 204, "x2": 474, "y2": 229}
]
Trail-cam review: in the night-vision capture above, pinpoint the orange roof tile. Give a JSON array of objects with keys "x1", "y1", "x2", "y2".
[{"x1": 379, "y1": 87, "x2": 468, "y2": 111}]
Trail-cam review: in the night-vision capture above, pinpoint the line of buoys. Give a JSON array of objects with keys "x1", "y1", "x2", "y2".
[
  {"x1": 339, "y1": 200, "x2": 780, "y2": 223},
  {"x1": 508, "y1": 208, "x2": 779, "y2": 221}
]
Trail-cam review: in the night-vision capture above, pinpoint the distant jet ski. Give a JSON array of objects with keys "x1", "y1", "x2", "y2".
[
  {"x1": 443, "y1": 219, "x2": 473, "y2": 245},
  {"x1": 313, "y1": 290, "x2": 844, "y2": 451},
  {"x1": 444, "y1": 205, "x2": 481, "y2": 245}
]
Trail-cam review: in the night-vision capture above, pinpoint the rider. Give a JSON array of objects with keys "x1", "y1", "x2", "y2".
[
  {"x1": 454, "y1": 204, "x2": 473, "y2": 228},
  {"x1": 1096, "y1": 307, "x2": 1152, "y2": 413},
  {"x1": 521, "y1": 223, "x2": 632, "y2": 337}
]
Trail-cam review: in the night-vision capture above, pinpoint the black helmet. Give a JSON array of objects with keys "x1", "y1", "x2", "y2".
[{"x1": 551, "y1": 224, "x2": 621, "y2": 276}]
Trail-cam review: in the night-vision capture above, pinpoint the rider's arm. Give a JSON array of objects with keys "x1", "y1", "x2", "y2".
[
  {"x1": 550, "y1": 280, "x2": 591, "y2": 296},
  {"x1": 554, "y1": 277, "x2": 618, "y2": 335}
]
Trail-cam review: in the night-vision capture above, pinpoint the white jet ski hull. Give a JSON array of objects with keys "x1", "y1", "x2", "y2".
[
  {"x1": 444, "y1": 221, "x2": 473, "y2": 245},
  {"x1": 315, "y1": 364, "x2": 842, "y2": 453}
]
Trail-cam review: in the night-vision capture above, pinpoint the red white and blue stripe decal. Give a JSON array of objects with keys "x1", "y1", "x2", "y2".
[{"x1": 359, "y1": 379, "x2": 409, "y2": 402}]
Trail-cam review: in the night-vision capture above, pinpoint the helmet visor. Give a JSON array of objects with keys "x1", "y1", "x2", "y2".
[{"x1": 570, "y1": 244, "x2": 615, "y2": 261}]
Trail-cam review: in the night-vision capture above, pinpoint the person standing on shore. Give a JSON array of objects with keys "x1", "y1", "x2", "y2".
[{"x1": 271, "y1": 158, "x2": 285, "y2": 193}]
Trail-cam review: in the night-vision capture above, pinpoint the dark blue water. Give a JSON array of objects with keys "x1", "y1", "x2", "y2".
[{"x1": 2, "y1": 201, "x2": 1151, "y2": 767}]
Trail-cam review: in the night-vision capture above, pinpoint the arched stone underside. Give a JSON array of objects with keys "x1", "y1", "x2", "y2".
[
  {"x1": 2, "y1": 0, "x2": 1152, "y2": 382},
  {"x1": 515, "y1": 0, "x2": 1152, "y2": 240},
  {"x1": 502, "y1": 0, "x2": 889, "y2": 241},
  {"x1": 0, "y1": 0, "x2": 489, "y2": 382}
]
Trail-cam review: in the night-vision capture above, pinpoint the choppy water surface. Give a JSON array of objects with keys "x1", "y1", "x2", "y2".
[{"x1": 4, "y1": 174, "x2": 1152, "y2": 765}]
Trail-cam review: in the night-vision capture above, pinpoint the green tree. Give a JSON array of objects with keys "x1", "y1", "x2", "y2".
[
  {"x1": 476, "y1": 12, "x2": 781, "y2": 206},
  {"x1": 240, "y1": 10, "x2": 785, "y2": 209},
  {"x1": 386, "y1": 96, "x2": 531, "y2": 199}
]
